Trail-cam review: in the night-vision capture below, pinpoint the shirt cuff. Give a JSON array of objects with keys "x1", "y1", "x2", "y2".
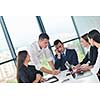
[
  {"x1": 47, "y1": 57, "x2": 53, "y2": 61},
  {"x1": 91, "y1": 67, "x2": 97, "y2": 74}
]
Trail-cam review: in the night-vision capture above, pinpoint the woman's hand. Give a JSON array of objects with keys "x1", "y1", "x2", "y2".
[
  {"x1": 40, "y1": 77, "x2": 46, "y2": 82},
  {"x1": 33, "y1": 74, "x2": 42, "y2": 83}
]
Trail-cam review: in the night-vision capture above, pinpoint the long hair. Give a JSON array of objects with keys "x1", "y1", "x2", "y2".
[
  {"x1": 88, "y1": 29, "x2": 100, "y2": 43},
  {"x1": 81, "y1": 33, "x2": 89, "y2": 43},
  {"x1": 16, "y1": 50, "x2": 28, "y2": 81},
  {"x1": 16, "y1": 50, "x2": 28, "y2": 68}
]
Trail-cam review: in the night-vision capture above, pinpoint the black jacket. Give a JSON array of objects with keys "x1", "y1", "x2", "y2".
[
  {"x1": 80, "y1": 46, "x2": 98, "y2": 66},
  {"x1": 18, "y1": 64, "x2": 43, "y2": 83}
]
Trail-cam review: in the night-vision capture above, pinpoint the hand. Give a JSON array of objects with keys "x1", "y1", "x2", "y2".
[
  {"x1": 55, "y1": 49, "x2": 61, "y2": 56},
  {"x1": 81, "y1": 66, "x2": 90, "y2": 71},
  {"x1": 97, "y1": 73, "x2": 100, "y2": 76},
  {"x1": 52, "y1": 70, "x2": 60, "y2": 75},
  {"x1": 35, "y1": 74, "x2": 42, "y2": 83},
  {"x1": 40, "y1": 78, "x2": 46, "y2": 82},
  {"x1": 72, "y1": 64, "x2": 81, "y2": 70},
  {"x1": 76, "y1": 67, "x2": 82, "y2": 73}
]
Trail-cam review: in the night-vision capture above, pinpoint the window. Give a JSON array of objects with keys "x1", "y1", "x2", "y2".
[
  {"x1": 41, "y1": 16, "x2": 84, "y2": 61},
  {"x1": 0, "y1": 61, "x2": 17, "y2": 82},
  {"x1": 3, "y1": 16, "x2": 41, "y2": 53},
  {"x1": 73, "y1": 16, "x2": 100, "y2": 35},
  {"x1": 0, "y1": 24, "x2": 12, "y2": 62},
  {"x1": 41, "y1": 16, "x2": 78, "y2": 46},
  {"x1": 52, "y1": 39, "x2": 84, "y2": 62},
  {"x1": 0, "y1": 24, "x2": 16, "y2": 82}
]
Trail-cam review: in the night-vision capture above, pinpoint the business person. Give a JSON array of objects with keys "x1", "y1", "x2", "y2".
[
  {"x1": 75, "y1": 33, "x2": 98, "y2": 72},
  {"x1": 54, "y1": 39, "x2": 79, "y2": 71},
  {"x1": 16, "y1": 50, "x2": 44, "y2": 83},
  {"x1": 29, "y1": 33, "x2": 59, "y2": 75},
  {"x1": 88, "y1": 29, "x2": 100, "y2": 80}
]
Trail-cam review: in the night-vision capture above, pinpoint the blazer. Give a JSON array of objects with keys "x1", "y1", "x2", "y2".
[
  {"x1": 18, "y1": 64, "x2": 43, "y2": 83},
  {"x1": 54, "y1": 48, "x2": 79, "y2": 71},
  {"x1": 80, "y1": 46, "x2": 98, "y2": 66}
]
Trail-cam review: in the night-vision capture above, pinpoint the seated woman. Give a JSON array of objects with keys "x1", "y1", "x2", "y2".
[
  {"x1": 75, "y1": 33, "x2": 98, "y2": 72},
  {"x1": 16, "y1": 50, "x2": 44, "y2": 83}
]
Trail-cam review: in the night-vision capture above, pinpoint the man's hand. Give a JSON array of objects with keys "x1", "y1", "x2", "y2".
[
  {"x1": 52, "y1": 69, "x2": 60, "y2": 75},
  {"x1": 72, "y1": 64, "x2": 81, "y2": 70},
  {"x1": 55, "y1": 49, "x2": 60, "y2": 56}
]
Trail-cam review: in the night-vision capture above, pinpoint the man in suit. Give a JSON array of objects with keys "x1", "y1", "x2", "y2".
[{"x1": 54, "y1": 39, "x2": 79, "y2": 71}]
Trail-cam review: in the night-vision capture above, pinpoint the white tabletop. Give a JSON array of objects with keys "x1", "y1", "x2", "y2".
[{"x1": 43, "y1": 70, "x2": 99, "y2": 83}]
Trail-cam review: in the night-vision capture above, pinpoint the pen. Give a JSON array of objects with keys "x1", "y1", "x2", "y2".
[{"x1": 61, "y1": 78, "x2": 70, "y2": 83}]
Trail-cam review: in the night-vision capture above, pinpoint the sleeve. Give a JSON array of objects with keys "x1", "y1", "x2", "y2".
[
  {"x1": 54, "y1": 55, "x2": 62, "y2": 69},
  {"x1": 45, "y1": 47, "x2": 53, "y2": 61},
  {"x1": 29, "y1": 45, "x2": 41, "y2": 70},
  {"x1": 30, "y1": 65, "x2": 43, "y2": 76},
  {"x1": 18, "y1": 69, "x2": 30, "y2": 83},
  {"x1": 91, "y1": 53, "x2": 100, "y2": 74},
  {"x1": 36, "y1": 70, "x2": 43, "y2": 76},
  {"x1": 89, "y1": 46, "x2": 98, "y2": 66},
  {"x1": 71, "y1": 49, "x2": 79, "y2": 65},
  {"x1": 80, "y1": 53, "x2": 89, "y2": 65}
]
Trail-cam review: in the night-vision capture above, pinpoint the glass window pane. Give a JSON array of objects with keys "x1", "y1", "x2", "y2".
[
  {"x1": 64, "y1": 40, "x2": 84, "y2": 62},
  {"x1": 41, "y1": 16, "x2": 78, "y2": 46},
  {"x1": 0, "y1": 24, "x2": 12, "y2": 62},
  {"x1": 0, "y1": 61, "x2": 17, "y2": 82},
  {"x1": 52, "y1": 39, "x2": 84, "y2": 62},
  {"x1": 73, "y1": 16, "x2": 100, "y2": 35},
  {"x1": 3, "y1": 16, "x2": 41, "y2": 52}
]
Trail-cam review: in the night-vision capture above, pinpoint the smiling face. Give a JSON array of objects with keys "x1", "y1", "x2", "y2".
[
  {"x1": 88, "y1": 38, "x2": 94, "y2": 46},
  {"x1": 39, "y1": 38, "x2": 49, "y2": 48},
  {"x1": 80, "y1": 38, "x2": 90, "y2": 47},
  {"x1": 25, "y1": 53, "x2": 31, "y2": 63}
]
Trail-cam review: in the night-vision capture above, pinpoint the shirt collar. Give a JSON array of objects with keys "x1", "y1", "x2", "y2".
[
  {"x1": 62, "y1": 48, "x2": 66, "y2": 55},
  {"x1": 36, "y1": 41, "x2": 42, "y2": 51}
]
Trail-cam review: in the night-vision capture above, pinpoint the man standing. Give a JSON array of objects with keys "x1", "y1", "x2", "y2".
[{"x1": 29, "y1": 33, "x2": 59, "y2": 75}]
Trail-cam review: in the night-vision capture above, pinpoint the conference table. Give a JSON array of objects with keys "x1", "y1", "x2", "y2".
[{"x1": 43, "y1": 70, "x2": 99, "y2": 83}]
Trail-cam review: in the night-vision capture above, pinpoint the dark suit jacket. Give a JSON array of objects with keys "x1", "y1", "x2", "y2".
[
  {"x1": 80, "y1": 46, "x2": 98, "y2": 66},
  {"x1": 54, "y1": 48, "x2": 79, "y2": 71}
]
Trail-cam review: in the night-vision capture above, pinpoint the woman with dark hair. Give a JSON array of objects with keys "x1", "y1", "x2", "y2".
[
  {"x1": 75, "y1": 33, "x2": 98, "y2": 72},
  {"x1": 16, "y1": 50, "x2": 44, "y2": 83},
  {"x1": 88, "y1": 29, "x2": 100, "y2": 79}
]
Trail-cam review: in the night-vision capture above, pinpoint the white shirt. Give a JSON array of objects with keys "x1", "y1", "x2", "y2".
[
  {"x1": 91, "y1": 47, "x2": 100, "y2": 74},
  {"x1": 29, "y1": 41, "x2": 53, "y2": 70}
]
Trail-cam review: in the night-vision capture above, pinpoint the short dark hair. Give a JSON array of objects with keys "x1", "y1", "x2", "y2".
[
  {"x1": 81, "y1": 33, "x2": 89, "y2": 43},
  {"x1": 88, "y1": 29, "x2": 100, "y2": 43},
  {"x1": 39, "y1": 33, "x2": 49, "y2": 40},
  {"x1": 54, "y1": 39, "x2": 63, "y2": 45}
]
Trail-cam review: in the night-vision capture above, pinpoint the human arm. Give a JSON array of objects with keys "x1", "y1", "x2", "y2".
[
  {"x1": 91, "y1": 51, "x2": 100, "y2": 74},
  {"x1": 89, "y1": 46, "x2": 98, "y2": 66},
  {"x1": 80, "y1": 53, "x2": 89, "y2": 65},
  {"x1": 44, "y1": 47, "x2": 60, "y2": 74},
  {"x1": 18, "y1": 69, "x2": 31, "y2": 83},
  {"x1": 54, "y1": 48, "x2": 62, "y2": 70},
  {"x1": 40, "y1": 67, "x2": 59, "y2": 75},
  {"x1": 70, "y1": 49, "x2": 79, "y2": 65},
  {"x1": 32, "y1": 74, "x2": 42, "y2": 83}
]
